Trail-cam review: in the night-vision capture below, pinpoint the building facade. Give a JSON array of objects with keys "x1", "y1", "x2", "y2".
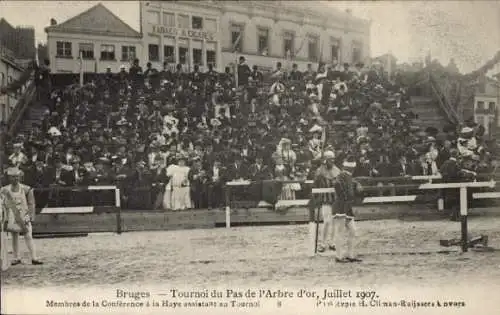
[
  {"x1": 141, "y1": 0, "x2": 370, "y2": 72},
  {"x1": 0, "y1": 45, "x2": 26, "y2": 123},
  {"x1": 45, "y1": 3, "x2": 143, "y2": 73},
  {"x1": 473, "y1": 77, "x2": 500, "y2": 135},
  {"x1": 0, "y1": 18, "x2": 36, "y2": 65},
  {"x1": 140, "y1": 1, "x2": 221, "y2": 72},
  {"x1": 46, "y1": 1, "x2": 370, "y2": 73}
]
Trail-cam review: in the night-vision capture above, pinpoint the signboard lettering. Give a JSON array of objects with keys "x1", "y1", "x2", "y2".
[{"x1": 151, "y1": 25, "x2": 215, "y2": 41}]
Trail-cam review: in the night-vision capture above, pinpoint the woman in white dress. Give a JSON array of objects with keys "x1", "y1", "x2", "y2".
[{"x1": 162, "y1": 155, "x2": 192, "y2": 210}]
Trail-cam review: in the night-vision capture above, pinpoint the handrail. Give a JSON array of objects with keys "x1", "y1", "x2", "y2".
[
  {"x1": 428, "y1": 72, "x2": 461, "y2": 124},
  {"x1": 226, "y1": 173, "x2": 500, "y2": 187},
  {"x1": 7, "y1": 79, "x2": 36, "y2": 137}
]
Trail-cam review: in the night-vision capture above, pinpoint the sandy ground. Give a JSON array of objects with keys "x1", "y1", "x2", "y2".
[{"x1": 2, "y1": 216, "x2": 500, "y2": 289}]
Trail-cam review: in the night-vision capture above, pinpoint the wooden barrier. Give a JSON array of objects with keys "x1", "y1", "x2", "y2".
[{"x1": 33, "y1": 185, "x2": 122, "y2": 236}]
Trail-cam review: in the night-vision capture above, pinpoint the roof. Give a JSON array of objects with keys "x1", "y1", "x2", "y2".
[{"x1": 44, "y1": 3, "x2": 141, "y2": 38}]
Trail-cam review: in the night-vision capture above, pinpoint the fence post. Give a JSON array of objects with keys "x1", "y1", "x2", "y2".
[
  {"x1": 460, "y1": 186, "x2": 468, "y2": 252},
  {"x1": 225, "y1": 185, "x2": 231, "y2": 228},
  {"x1": 115, "y1": 188, "x2": 122, "y2": 235}
]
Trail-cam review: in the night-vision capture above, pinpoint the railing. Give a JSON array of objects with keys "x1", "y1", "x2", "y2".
[
  {"x1": 19, "y1": 172, "x2": 500, "y2": 213},
  {"x1": 6, "y1": 79, "x2": 36, "y2": 137},
  {"x1": 428, "y1": 72, "x2": 461, "y2": 124}
]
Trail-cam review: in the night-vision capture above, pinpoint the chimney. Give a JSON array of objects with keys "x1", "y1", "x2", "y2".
[{"x1": 50, "y1": 18, "x2": 57, "y2": 26}]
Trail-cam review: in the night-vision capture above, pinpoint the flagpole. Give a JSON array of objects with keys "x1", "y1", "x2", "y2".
[
  {"x1": 231, "y1": 31, "x2": 242, "y2": 89},
  {"x1": 79, "y1": 51, "x2": 84, "y2": 87},
  {"x1": 234, "y1": 56, "x2": 238, "y2": 89},
  {"x1": 387, "y1": 50, "x2": 392, "y2": 82}
]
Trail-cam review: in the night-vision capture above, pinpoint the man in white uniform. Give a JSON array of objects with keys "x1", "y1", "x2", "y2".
[{"x1": 1, "y1": 167, "x2": 43, "y2": 265}]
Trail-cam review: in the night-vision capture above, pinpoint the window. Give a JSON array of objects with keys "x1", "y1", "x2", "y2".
[
  {"x1": 178, "y1": 14, "x2": 189, "y2": 29},
  {"x1": 100, "y1": 44, "x2": 115, "y2": 60},
  {"x1": 121, "y1": 46, "x2": 136, "y2": 61},
  {"x1": 56, "y1": 41, "x2": 72, "y2": 57},
  {"x1": 207, "y1": 50, "x2": 216, "y2": 68},
  {"x1": 230, "y1": 24, "x2": 243, "y2": 52},
  {"x1": 164, "y1": 45, "x2": 175, "y2": 63},
  {"x1": 163, "y1": 13, "x2": 175, "y2": 26},
  {"x1": 257, "y1": 28, "x2": 269, "y2": 55},
  {"x1": 308, "y1": 35, "x2": 319, "y2": 61},
  {"x1": 330, "y1": 37, "x2": 340, "y2": 63},
  {"x1": 192, "y1": 16, "x2": 203, "y2": 29},
  {"x1": 488, "y1": 102, "x2": 496, "y2": 111},
  {"x1": 477, "y1": 83, "x2": 485, "y2": 94},
  {"x1": 148, "y1": 11, "x2": 160, "y2": 24},
  {"x1": 205, "y1": 18, "x2": 217, "y2": 33},
  {"x1": 477, "y1": 101, "x2": 485, "y2": 110},
  {"x1": 179, "y1": 47, "x2": 188, "y2": 64},
  {"x1": 352, "y1": 43, "x2": 362, "y2": 63},
  {"x1": 283, "y1": 31, "x2": 294, "y2": 58},
  {"x1": 148, "y1": 44, "x2": 159, "y2": 61},
  {"x1": 193, "y1": 48, "x2": 202, "y2": 65},
  {"x1": 1, "y1": 103, "x2": 6, "y2": 123},
  {"x1": 79, "y1": 43, "x2": 94, "y2": 59}
]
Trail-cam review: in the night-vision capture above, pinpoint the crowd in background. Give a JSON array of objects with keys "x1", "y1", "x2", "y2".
[{"x1": 2, "y1": 56, "x2": 496, "y2": 210}]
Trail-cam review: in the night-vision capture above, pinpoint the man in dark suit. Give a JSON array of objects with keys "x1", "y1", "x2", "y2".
[
  {"x1": 237, "y1": 56, "x2": 251, "y2": 88},
  {"x1": 188, "y1": 158, "x2": 209, "y2": 209},
  {"x1": 439, "y1": 149, "x2": 462, "y2": 221},
  {"x1": 44, "y1": 156, "x2": 73, "y2": 207},
  {"x1": 24, "y1": 160, "x2": 49, "y2": 209},
  {"x1": 207, "y1": 159, "x2": 226, "y2": 209},
  {"x1": 289, "y1": 63, "x2": 302, "y2": 81},
  {"x1": 160, "y1": 61, "x2": 173, "y2": 82},
  {"x1": 226, "y1": 155, "x2": 248, "y2": 181},
  {"x1": 248, "y1": 155, "x2": 271, "y2": 181},
  {"x1": 67, "y1": 157, "x2": 87, "y2": 206},
  {"x1": 247, "y1": 155, "x2": 271, "y2": 204}
]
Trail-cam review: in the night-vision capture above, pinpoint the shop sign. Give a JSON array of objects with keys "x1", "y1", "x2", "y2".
[{"x1": 151, "y1": 25, "x2": 215, "y2": 41}]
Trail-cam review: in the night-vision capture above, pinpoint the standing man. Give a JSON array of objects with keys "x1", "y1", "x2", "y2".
[
  {"x1": 313, "y1": 151, "x2": 340, "y2": 253},
  {"x1": 1, "y1": 167, "x2": 43, "y2": 265},
  {"x1": 237, "y1": 56, "x2": 251, "y2": 88},
  {"x1": 439, "y1": 149, "x2": 462, "y2": 221},
  {"x1": 333, "y1": 159, "x2": 362, "y2": 263}
]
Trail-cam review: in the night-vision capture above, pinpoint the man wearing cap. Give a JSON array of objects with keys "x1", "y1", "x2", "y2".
[
  {"x1": 333, "y1": 159, "x2": 362, "y2": 263},
  {"x1": 313, "y1": 150, "x2": 341, "y2": 253},
  {"x1": 457, "y1": 127, "x2": 478, "y2": 157},
  {"x1": 8, "y1": 143, "x2": 28, "y2": 168},
  {"x1": 1, "y1": 168, "x2": 43, "y2": 265}
]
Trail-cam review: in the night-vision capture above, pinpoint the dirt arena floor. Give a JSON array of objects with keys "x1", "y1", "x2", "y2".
[{"x1": 2, "y1": 216, "x2": 500, "y2": 289}]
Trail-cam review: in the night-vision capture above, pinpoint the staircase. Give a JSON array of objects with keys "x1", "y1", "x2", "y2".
[
  {"x1": 410, "y1": 96, "x2": 451, "y2": 129},
  {"x1": 18, "y1": 103, "x2": 49, "y2": 134},
  {"x1": 5, "y1": 80, "x2": 42, "y2": 138}
]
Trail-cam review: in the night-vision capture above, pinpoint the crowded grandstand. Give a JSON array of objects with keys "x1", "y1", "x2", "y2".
[{"x1": 2, "y1": 57, "x2": 496, "y2": 211}]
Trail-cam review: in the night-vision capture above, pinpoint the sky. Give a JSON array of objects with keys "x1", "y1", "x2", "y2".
[{"x1": 1, "y1": 0, "x2": 499, "y2": 74}]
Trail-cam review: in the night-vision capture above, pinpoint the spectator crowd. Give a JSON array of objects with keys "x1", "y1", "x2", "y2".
[{"x1": 2, "y1": 56, "x2": 496, "y2": 210}]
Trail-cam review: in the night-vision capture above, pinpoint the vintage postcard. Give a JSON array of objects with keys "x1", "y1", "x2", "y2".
[{"x1": 1, "y1": 0, "x2": 499, "y2": 314}]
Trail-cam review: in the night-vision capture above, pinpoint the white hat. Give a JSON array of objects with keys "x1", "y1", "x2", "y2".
[
  {"x1": 309, "y1": 124, "x2": 323, "y2": 133},
  {"x1": 6, "y1": 167, "x2": 22, "y2": 176},
  {"x1": 343, "y1": 161, "x2": 357, "y2": 168},
  {"x1": 323, "y1": 151, "x2": 335, "y2": 159},
  {"x1": 120, "y1": 65, "x2": 126, "y2": 69},
  {"x1": 48, "y1": 126, "x2": 62, "y2": 136},
  {"x1": 461, "y1": 127, "x2": 473, "y2": 134},
  {"x1": 210, "y1": 118, "x2": 222, "y2": 127}
]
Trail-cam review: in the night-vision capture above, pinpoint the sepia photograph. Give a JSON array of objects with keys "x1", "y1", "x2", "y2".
[{"x1": 0, "y1": 0, "x2": 499, "y2": 314}]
